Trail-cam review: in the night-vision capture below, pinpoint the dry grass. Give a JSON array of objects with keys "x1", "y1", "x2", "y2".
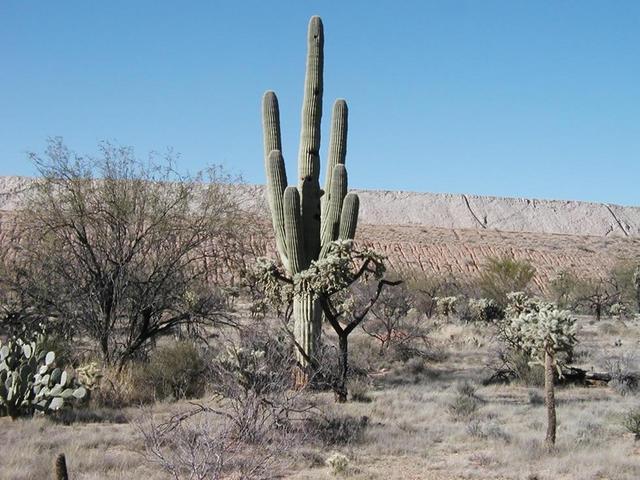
[{"x1": 3, "y1": 315, "x2": 640, "y2": 479}]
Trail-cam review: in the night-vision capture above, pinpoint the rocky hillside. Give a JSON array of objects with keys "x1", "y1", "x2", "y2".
[{"x1": 2, "y1": 176, "x2": 640, "y2": 289}]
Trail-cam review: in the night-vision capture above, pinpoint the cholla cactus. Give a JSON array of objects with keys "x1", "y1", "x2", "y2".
[
  {"x1": 434, "y1": 296, "x2": 457, "y2": 317},
  {"x1": 506, "y1": 303, "x2": 576, "y2": 365},
  {"x1": 0, "y1": 334, "x2": 86, "y2": 419},
  {"x1": 504, "y1": 300, "x2": 577, "y2": 448},
  {"x1": 504, "y1": 291, "x2": 540, "y2": 318},
  {"x1": 325, "y1": 452, "x2": 349, "y2": 475},
  {"x1": 467, "y1": 298, "x2": 503, "y2": 322}
]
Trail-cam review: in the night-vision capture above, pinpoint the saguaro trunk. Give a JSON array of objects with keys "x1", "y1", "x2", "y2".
[
  {"x1": 293, "y1": 293, "x2": 322, "y2": 387},
  {"x1": 544, "y1": 349, "x2": 557, "y2": 448}
]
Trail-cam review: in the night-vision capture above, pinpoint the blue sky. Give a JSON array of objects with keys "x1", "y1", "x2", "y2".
[{"x1": 1, "y1": 1, "x2": 638, "y2": 205}]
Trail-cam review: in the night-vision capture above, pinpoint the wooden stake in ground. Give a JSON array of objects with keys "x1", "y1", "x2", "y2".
[{"x1": 54, "y1": 453, "x2": 69, "y2": 480}]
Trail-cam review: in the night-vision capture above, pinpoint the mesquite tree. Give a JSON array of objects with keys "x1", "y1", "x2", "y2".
[
  {"x1": 2, "y1": 139, "x2": 247, "y2": 367},
  {"x1": 261, "y1": 16, "x2": 359, "y2": 383},
  {"x1": 504, "y1": 299, "x2": 577, "y2": 448}
]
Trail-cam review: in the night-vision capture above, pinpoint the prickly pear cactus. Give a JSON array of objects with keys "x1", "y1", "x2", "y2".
[
  {"x1": 261, "y1": 16, "x2": 359, "y2": 381},
  {"x1": 0, "y1": 334, "x2": 86, "y2": 419}
]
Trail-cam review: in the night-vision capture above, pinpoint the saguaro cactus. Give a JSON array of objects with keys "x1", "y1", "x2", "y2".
[{"x1": 262, "y1": 16, "x2": 359, "y2": 383}]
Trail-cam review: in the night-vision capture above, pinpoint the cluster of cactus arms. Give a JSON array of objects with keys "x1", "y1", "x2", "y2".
[
  {"x1": 0, "y1": 335, "x2": 86, "y2": 419},
  {"x1": 262, "y1": 16, "x2": 359, "y2": 379}
]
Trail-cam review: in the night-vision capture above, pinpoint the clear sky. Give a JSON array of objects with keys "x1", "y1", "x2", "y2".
[{"x1": 1, "y1": 1, "x2": 638, "y2": 205}]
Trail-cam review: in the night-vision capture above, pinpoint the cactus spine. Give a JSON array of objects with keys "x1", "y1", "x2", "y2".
[{"x1": 262, "y1": 16, "x2": 359, "y2": 382}]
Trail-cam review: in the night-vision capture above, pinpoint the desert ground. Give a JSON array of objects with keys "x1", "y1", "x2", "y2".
[{"x1": 2, "y1": 312, "x2": 640, "y2": 480}]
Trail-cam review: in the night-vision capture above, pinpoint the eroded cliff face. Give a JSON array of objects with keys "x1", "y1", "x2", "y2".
[
  {"x1": 2, "y1": 176, "x2": 640, "y2": 289},
  {"x1": 2, "y1": 176, "x2": 640, "y2": 237}
]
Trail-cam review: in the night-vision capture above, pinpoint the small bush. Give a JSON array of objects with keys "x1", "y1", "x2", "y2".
[
  {"x1": 466, "y1": 419, "x2": 510, "y2": 442},
  {"x1": 145, "y1": 341, "x2": 206, "y2": 401},
  {"x1": 447, "y1": 383, "x2": 481, "y2": 421},
  {"x1": 599, "y1": 352, "x2": 640, "y2": 395},
  {"x1": 575, "y1": 420, "x2": 604, "y2": 446},
  {"x1": 325, "y1": 452, "x2": 349, "y2": 476},
  {"x1": 348, "y1": 379, "x2": 372, "y2": 403},
  {"x1": 509, "y1": 351, "x2": 545, "y2": 387},
  {"x1": 304, "y1": 413, "x2": 369, "y2": 446},
  {"x1": 433, "y1": 296, "x2": 457, "y2": 317},
  {"x1": 466, "y1": 298, "x2": 504, "y2": 322},
  {"x1": 622, "y1": 408, "x2": 640, "y2": 440},
  {"x1": 478, "y1": 257, "x2": 536, "y2": 307},
  {"x1": 448, "y1": 395, "x2": 479, "y2": 420},
  {"x1": 528, "y1": 389, "x2": 544, "y2": 405},
  {"x1": 91, "y1": 364, "x2": 155, "y2": 408}
]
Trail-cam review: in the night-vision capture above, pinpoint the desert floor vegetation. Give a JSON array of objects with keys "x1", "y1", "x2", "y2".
[{"x1": 3, "y1": 310, "x2": 640, "y2": 479}]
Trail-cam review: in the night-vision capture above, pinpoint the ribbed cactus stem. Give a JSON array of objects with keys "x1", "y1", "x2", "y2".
[
  {"x1": 265, "y1": 150, "x2": 289, "y2": 271},
  {"x1": 293, "y1": 293, "x2": 322, "y2": 369},
  {"x1": 339, "y1": 193, "x2": 359, "y2": 241},
  {"x1": 320, "y1": 164, "x2": 347, "y2": 258},
  {"x1": 283, "y1": 187, "x2": 305, "y2": 274},
  {"x1": 321, "y1": 100, "x2": 348, "y2": 241},
  {"x1": 262, "y1": 91, "x2": 282, "y2": 158},
  {"x1": 298, "y1": 15, "x2": 324, "y2": 264}
]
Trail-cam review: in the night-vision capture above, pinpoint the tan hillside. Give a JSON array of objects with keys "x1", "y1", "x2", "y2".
[{"x1": 2, "y1": 176, "x2": 640, "y2": 289}]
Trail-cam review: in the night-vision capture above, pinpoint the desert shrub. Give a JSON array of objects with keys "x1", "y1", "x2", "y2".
[
  {"x1": 528, "y1": 389, "x2": 544, "y2": 405},
  {"x1": 304, "y1": 413, "x2": 369, "y2": 446},
  {"x1": 598, "y1": 352, "x2": 640, "y2": 395},
  {"x1": 504, "y1": 350, "x2": 545, "y2": 387},
  {"x1": 325, "y1": 452, "x2": 350, "y2": 476},
  {"x1": 609, "y1": 302, "x2": 630, "y2": 319},
  {"x1": 90, "y1": 364, "x2": 155, "y2": 408},
  {"x1": 140, "y1": 412, "x2": 287, "y2": 480},
  {"x1": 574, "y1": 419, "x2": 604, "y2": 446},
  {"x1": 434, "y1": 296, "x2": 457, "y2": 317},
  {"x1": 144, "y1": 341, "x2": 206, "y2": 401},
  {"x1": 573, "y1": 277, "x2": 620, "y2": 321},
  {"x1": 549, "y1": 270, "x2": 580, "y2": 309},
  {"x1": 478, "y1": 257, "x2": 536, "y2": 307},
  {"x1": 466, "y1": 298, "x2": 504, "y2": 322},
  {"x1": 622, "y1": 407, "x2": 640, "y2": 440},
  {"x1": 466, "y1": 419, "x2": 510, "y2": 442},
  {"x1": 348, "y1": 378, "x2": 372, "y2": 403},
  {"x1": 447, "y1": 382, "x2": 481, "y2": 421},
  {"x1": 448, "y1": 394, "x2": 479, "y2": 420},
  {"x1": 407, "y1": 274, "x2": 461, "y2": 318},
  {"x1": 359, "y1": 283, "x2": 433, "y2": 358}
]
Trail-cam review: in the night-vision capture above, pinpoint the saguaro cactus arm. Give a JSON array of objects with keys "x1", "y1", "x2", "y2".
[
  {"x1": 265, "y1": 149, "x2": 290, "y2": 271},
  {"x1": 283, "y1": 186, "x2": 306, "y2": 274},
  {"x1": 320, "y1": 164, "x2": 347, "y2": 258},
  {"x1": 298, "y1": 16, "x2": 324, "y2": 264},
  {"x1": 338, "y1": 192, "x2": 359, "y2": 241},
  {"x1": 321, "y1": 100, "x2": 348, "y2": 244}
]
